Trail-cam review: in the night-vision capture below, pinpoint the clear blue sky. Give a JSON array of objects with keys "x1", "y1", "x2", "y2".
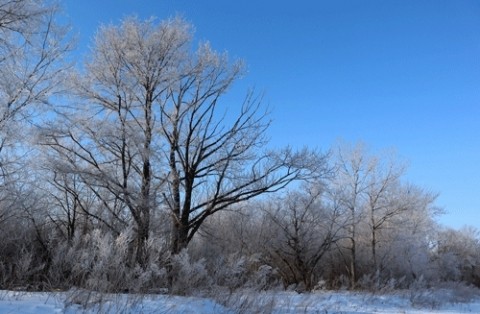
[{"x1": 62, "y1": 0, "x2": 480, "y2": 230}]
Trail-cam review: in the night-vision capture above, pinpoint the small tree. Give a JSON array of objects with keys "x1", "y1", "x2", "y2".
[
  {"x1": 262, "y1": 183, "x2": 344, "y2": 291},
  {"x1": 330, "y1": 142, "x2": 375, "y2": 288}
]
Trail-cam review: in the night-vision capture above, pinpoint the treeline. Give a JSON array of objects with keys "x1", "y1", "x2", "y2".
[{"x1": 0, "y1": 0, "x2": 478, "y2": 294}]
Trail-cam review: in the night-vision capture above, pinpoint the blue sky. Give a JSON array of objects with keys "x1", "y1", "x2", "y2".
[{"x1": 62, "y1": 0, "x2": 480, "y2": 229}]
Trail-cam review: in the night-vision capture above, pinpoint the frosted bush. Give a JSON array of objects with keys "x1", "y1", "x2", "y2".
[
  {"x1": 211, "y1": 254, "x2": 247, "y2": 290},
  {"x1": 48, "y1": 228, "x2": 169, "y2": 292},
  {"x1": 357, "y1": 272, "x2": 404, "y2": 292},
  {"x1": 170, "y1": 250, "x2": 211, "y2": 295},
  {"x1": 250, "y1": 264, "x2": 279, "y2": 291}
]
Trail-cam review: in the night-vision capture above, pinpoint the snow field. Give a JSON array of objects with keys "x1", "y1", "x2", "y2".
[{"x1": 1, "y1": 288, "x2": 480, "y2": 313}]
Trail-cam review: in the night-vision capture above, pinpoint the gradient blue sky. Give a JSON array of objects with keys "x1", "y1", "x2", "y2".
[{"x1": 62, "y1": 0, "x2": 480, "y2": 229}]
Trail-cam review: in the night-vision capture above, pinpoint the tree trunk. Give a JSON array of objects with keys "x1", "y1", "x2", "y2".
[
  {"x1": 171, "y1": 219, "x2": 189, "y2": 255},
  {"x1": 135, "y1": 221, "x2": 149, "y2": 266},
  {"x1": 350, "y1": 226, "x2": 357, "y2": 289}
]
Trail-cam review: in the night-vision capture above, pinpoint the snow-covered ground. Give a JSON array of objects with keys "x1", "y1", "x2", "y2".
[{"x1": 1, "y1": 288, "x2": 479, "y2": 313}]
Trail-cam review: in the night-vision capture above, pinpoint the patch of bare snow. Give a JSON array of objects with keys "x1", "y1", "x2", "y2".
[{"x1": 0, "y1": 289, "x2": 479, "y2": 313}]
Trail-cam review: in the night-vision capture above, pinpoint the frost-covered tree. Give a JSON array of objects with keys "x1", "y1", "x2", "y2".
[
  {"x1": 0, "y1": 0, "x2": 70, "y2": 243},
  {"x1": 41, "y1": 17, "x2": 191, "y2": 265},
  {"x1": 41, "y1": 16, "x2": 324, "y2": 265},
  {"x1": 328, "y1": 142, "x2": 440, "y2": 287},
  {"x1": 432, "y1": 227, "x2": 480, "y2": 285},
  {"x1": 0, "y1": 0, "x2": 69, "y2": 155},
  {"x1": 370, "y1": 184, "x2": 439, "y2": 283},
  {"x1": 330, "y1": 142, "x2": 375, "y2": 288}
]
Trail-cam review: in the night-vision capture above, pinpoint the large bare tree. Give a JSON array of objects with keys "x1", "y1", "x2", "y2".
[
  {"x1": 162, "y1": 63, "x2": 325, "y2": 253},
  {"x1": 41, "y1": 17, "x2": 324, "y2": 263},
  {"x1": 41, "y1": 17, "x2": 190, "y2": 265}
]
